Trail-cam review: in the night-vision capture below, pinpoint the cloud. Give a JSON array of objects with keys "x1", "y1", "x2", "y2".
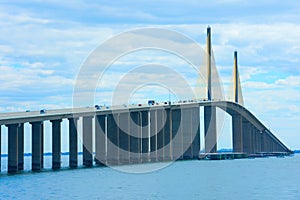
[
  {"x1": 243, "y1": 81, "x2": 275, "y2": 89},
  {"x1": 0, "y1": 64, "x2": 74, "y2": 112},
  {"x1": 0, "y1": 13, "x2": 51, "y2": 25},
  {"x1": 0, "y1": 1, "x2": 299, "y2": 149},
  {"x1": 275, "y1": 76, "x2": 300, "y2": 87}
]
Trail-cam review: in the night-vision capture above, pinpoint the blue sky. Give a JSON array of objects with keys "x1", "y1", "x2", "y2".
[{"x1": 0, "y1": 0, "x2": 300, "y2": 150}]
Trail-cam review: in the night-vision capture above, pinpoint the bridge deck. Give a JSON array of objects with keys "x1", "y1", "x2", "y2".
[{"x1": 0, "y1": 100, "x2": 292, "y2": 174}]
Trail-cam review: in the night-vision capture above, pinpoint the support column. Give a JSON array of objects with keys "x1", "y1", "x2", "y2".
[
  {"x1": 118, "y1": 112, "x2": 130, "y2": 164},
  {"x1": 68, "y1": 118, "x2": 78, "y2": 168},
  {"x1": 257, "y1": 129, "x2": 262, "y2": 153},
  {"x1": 141, "y1": 111, "x2": 149, "y2": 162},
  {"x1": 107, "y1": 114, "x2": 119, "y2": 165},
  {"x1": 163, "y1": 108, "x2": 171, "y2": 161},
  {"x1": 51, "y1": 119, "x2": 62, "y2": 169},
  {"x1": 251, "y1": 127, "x2": 256, "y2": 154},
  {"x1": 261, "y1": 131, "x2": 265, "y2": 152},
  {"x1": 129, "y1": 112, "x2": 140, "y2": 163},
  {"x1": 18, "y1": 123, "x2": 24, "y2": 171},
  {"x1": 171, "y1": 108, "x2": 182, "y2": 160},
  {"x1": 156, "y1": 109, "x2": 164, "y2": 161},
  {"x1": 204, "y1": 106, "x2": 217, "y2": 153},
  {"x1": 249, "y1": 125, "x2": 254, "y2": 154},
  {"x1": 41, "y1": 123, "x2": 44, "y2": 168},
  {"x1": 83, "y1": 116, "x2": 93, "y2": 167},
  {"x1": 263, "y1": 131, "x2": 269, "y2": 152},
  {"x1": 95, "y1": 115, "x2": 106, "y2": 166},
  {"x1": 253, "y1": 127, "x2": 259, "y2": 154},
  {"x1": 183, "y1": 108, "x2": 192, "y2": 159},
  {"x1": 191, "y1": 107, "x2": 200, "y2": 159},
  {"x1": 275, "y1": 143, "x2": 282, "y2": 152},
  {"x1": 242, "y1": 120, "x2": 251, "y2": 154},
  {"x1": 267, "y1": 134, "x2": 273, "y2": 152},
  {"x1": 7, "y1": 124, "x2": 19, "y2": 173},
  {"x1": 31, "y1": 121, "x2": 43, "y2": 171},
  {"x1": 232, "y1": 114, "x2": 243, "y2": 152},
  {"x1": 150, "y1": 110, "x2": 157, "y2": 162}
]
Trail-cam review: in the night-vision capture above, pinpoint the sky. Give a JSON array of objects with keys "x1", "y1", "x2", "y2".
[{"x1": 0, "y1": 0, "x2": 300, "y2": 150}]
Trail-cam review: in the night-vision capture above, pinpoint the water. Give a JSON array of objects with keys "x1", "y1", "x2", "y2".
[{"x1": 0, "y1": 155, "x2": 299, "y2": 199}]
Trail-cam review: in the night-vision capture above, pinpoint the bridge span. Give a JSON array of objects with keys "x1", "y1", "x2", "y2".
[
  {"x1": 0, "y1": 100, "x2": 292, "y2": 174},
  {"x1": 0, "y1": 27, "x2": 293, "y2": 174}
]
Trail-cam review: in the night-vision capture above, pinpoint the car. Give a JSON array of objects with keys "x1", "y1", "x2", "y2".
[
  {"x1": 94, "y1": 105, "x2": 101, "y2": 110},
  {"x1": 40, "y1": 109, "x2": 46, "y2": 114},
  {"x1": 138, "y1": 104, "x2": 142, "y2": 106},
  {"x1": 148, "y1": 100, "x2": 155, "y2": 106}
]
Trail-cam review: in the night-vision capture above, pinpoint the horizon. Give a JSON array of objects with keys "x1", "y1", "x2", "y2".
[{"x1": 1, "y1": 149, "x2": 300, "y2": 157}]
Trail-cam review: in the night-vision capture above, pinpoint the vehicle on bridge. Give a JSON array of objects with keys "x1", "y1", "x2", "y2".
[{"x1": 148, "y1": 100, "x2": 155, "y2": 105}]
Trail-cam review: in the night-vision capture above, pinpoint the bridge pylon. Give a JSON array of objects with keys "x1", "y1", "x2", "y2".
[
  {"x1": 230, "y1": 51, "x2": 244, "y2": 106},
  {"x1": 204, "y1": 27, "x2": 217, "y2": 153}
]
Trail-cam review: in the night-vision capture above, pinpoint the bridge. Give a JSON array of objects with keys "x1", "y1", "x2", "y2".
[{"x1": 0, "y1": 27, "x2": 292, "y2": 174}]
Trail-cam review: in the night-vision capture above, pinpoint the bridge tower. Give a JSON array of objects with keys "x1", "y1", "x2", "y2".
[
  {"x1": 231, "y1": 51, "x2": 244, "y2": 152},
  {"x1": 204, "y1": 27, "x2": 217, "y2": 153},
  {"x1": 207, "y1": 27, "x2": 212, "y2": 101},
  {"x1": 233, "y1": 51, "x2": 244, "y2": 105}
]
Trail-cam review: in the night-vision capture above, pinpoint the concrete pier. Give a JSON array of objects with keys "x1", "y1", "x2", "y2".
[
  {"x1": 95, "y1": 115, "x2": 106, "y2": 165},
  {"x1": 141, "y1": 111, "x2": 149, "y2": 162},
  {"x1": 41, "y1": 123, "x2": 44, "y2": 168},
  {"x1": 182, "y1": 108, "x2": 192, "y2": 159},
  {"x1": 129, "y1": 112, "x2": 140, "y2": 163},
  {"x1": 256, "y1": 129, "x2": 262, "y2": 153},
  {"x1": 204, "y1": 106, "x2": 217, "y2": 153},
  {"x1": 31, "y1": 121, "x2": 43, "y2": 171},
  {"x1": 18, "y1": 123, "x2": 24, "y2": 171},
  {"x1": 242, "y1": 120, "x2": 251, "y2": 153},
  {"x1": 261, "y1": 130, "x2": 265, "y2": 152},
  {"x1": 251, "y1": 127, "x2": 257, "y2": 153},
  {"x1": 171, "y1": 108, "x2": 183, "y2": 160},
  {"x1": 150, "y1": 110, "x2": 157, "y2": 162},
  {"x1": 7, "y1": 124, "x2": 19, "y2": 173},
  {"x1": 107, "y1": 114, "x2": 119, "y2": 165},
  {"x1": 248, "y1": 125, "x2": 254, "y2": 154},
  {"x1": 163, "y1": 108, "x2": 171, "y2": 161},
  {"x1": 191, "y1": 107, "x2": 200, "y2": 158},
  {"x1": 68, "y1": 118, "x2": 78, "y2": 168},
  {"x1": 118, "y1": 112, "x2": 130, "y2": 164},
  {"x1": 156, "y1": 109, "x2": 165, "y2": 161},
  {"x1": 253, "y1": 127, "x2": 259, "y2": 153},
  {"x1": 266, "y1": 133, "x2": 272, "y2": 152},
  {"x1": 267, "y1": 134, "x2": 273, "y2": 152},
  {"x1": 51, "y1": 119, "x2": 62, "y2": 169},
  {"x1": 83, "y1": 116, "x2": 93, "y2": 167},
  {"x1": 232, "y1": 114, "x2": 243, "y2": 152}
]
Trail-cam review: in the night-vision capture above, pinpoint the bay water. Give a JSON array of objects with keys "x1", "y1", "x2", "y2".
[{"x1": 0, "y1": 154, "x2": 299, "y2": 199}]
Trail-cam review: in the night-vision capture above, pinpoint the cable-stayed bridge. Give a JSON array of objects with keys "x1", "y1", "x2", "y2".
[{"x1": 0, "y1": 27, "x2": 292, "y2": 174}]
